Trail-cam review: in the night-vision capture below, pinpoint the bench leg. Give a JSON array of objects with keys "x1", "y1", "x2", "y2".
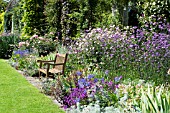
[{"x1": 39, "y1": 71, "x2": 41, "y2": 79}]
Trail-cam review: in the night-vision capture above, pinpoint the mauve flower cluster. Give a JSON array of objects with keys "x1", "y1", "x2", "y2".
[
  {"x1": 69, "y1": 19, "x2": 170, "y2": 79},
  {"x1": 62, "y1": 71, "x2": 122, "y2": 109}
]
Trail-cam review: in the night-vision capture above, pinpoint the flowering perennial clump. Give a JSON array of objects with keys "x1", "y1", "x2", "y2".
[
  {"x1": 69, "y1": 17, "x2": 170, "y2": 82},
  {"x1": 61, "y1": 71, "x2": 122, "y2": 109}
]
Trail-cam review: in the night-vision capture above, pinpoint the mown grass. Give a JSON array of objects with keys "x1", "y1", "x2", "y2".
[{"x1": 0, "y1": 59, "x2": 65, "y2": 113}]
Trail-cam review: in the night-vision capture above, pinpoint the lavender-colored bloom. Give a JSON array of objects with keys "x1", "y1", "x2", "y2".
[
  {"x1": 88, "y1": 74, "x2": 94, "y2": 79},
  {"x1": 129, "y1": 44, "x2": 134, "y2": 48},
  {"x1": 78, "y1": 78, "x2": 86, "y2": 83},
  {"x1": 85, "y1": 82, "x2": 90, "y2": 87},
  {"x1": 133, "y1": 26, "x2": 138, "y2": 29},
  {"x1": 14, "y1": 49, "x2": 29, "y2": 57},
  {"x1": 75, "y1": 98, "x2": 80, "y2": 102},
  {"x1": 94, "y1": 78, "x2": 98, "y2": 83},
  {"x1": 76, "y1": 71, "x2": 82, "y2": 76},
  {"x1": 78, "y1": 82, "x2": 84, "y2": 88},
  {"x1": 100, "y1": 78, "x2": 105, "y2": 83},
  {"x1": 114, "y1": 76, "x2": 122, "y2": 82},
  {"x1": 110, "y1": 54, "x2": 114, "y2": 57},
  {"x1": 105, "y1": 70, "x2": 109, "y2": 75},
  {"x1": 78, "y1": 78, "x2": 86, "y2": 88}
]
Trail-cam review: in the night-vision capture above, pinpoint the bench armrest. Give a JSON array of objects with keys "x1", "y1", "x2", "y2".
[
  {"x1": 37, "y1": 60, "x2": 55, "y2": 68},
  {"x1": 37, "y1": 60, "x2": 55, "y2": 63}
]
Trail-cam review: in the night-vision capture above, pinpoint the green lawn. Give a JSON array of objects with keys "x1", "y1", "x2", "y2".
[{"x1": 0, "y1": 59, "x2": 65, "y2": 113}]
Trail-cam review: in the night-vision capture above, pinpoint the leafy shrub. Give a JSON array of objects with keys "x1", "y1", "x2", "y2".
[
  {"x1": 18, "y1": 34, "x2": 58, "y2": 57},
  {"x1": 138, "y1": 0, "x2": 170, "y2": 24},
  {"x1": 41, "y1": 79, "x2": 56, "y2": 95},
  {"x1": 9, "y1": 48, "x2": 39, "y2": 76},
  {"x1": 0, "y1": 34, "x2": 19, "y2": 59}
]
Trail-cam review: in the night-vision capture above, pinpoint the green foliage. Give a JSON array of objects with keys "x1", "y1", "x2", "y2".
[
  {"x1": 21, "y1": 0, "x2": 46, "y2": 38},
  {"x1": 42, "y1": 79, "x2": 56, "y2": 95},
  {"x1": 0, "y1": 12, "x2": 5, "y2": 33},
  {"x1": 44, "y1": 0, "x2": 62, "y2": 35},
  {"x1": 137, "y1": 0, "x2": 170, "y2": 24},
  {"x1": 9, "y1": 47, "x2": 39, "y2": 76},
  {"x1": 141, "y1": 85, "x2": 170, "y2": 113},
  {"x1": 95, "y1": 12, "x2": 121, "y2": 28},
  {"x1": 11, "y1": 1, "x2": 24, "y2": 34},
  {"x1": 0, "y1": 34, "x2": 19, "y2": 59},
  {"x1": 0, "y1": 0, "x2": 8, "y2": 13},
  {"x1": 28, "y1": 35, "x2": 57, "y2": 56},
  {"x1": 44, "y1": 0, "x2": 117, "y2": 40},
  {"x1": 4, "y1": 11, "x2": 13, "y2": 33}
]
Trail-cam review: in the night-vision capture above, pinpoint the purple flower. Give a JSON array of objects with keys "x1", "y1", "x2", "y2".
[
  {"x1": 76, "y1": 71, "x2": 82, "y2": 76},
  {"x1": 105, "y1": 70, "x2": 109, "y2": 75},
  {"x1": 78, "y1": 82, "x2": 84, "y2": 88},
  {"x1": 94, "y1": 78, "x2": 98, "y2": 83},
  {"x1": 14, "y1": 49, "x2": 29, "y2": 57},
  {"x1": 129, "y1": 44, "x2": 134, "y2": 48},
  {"x1": 110, "y1": 54, "x2": 114, "y2": 57},
  {"x1": 115, "y1": 84, "x2": 119, "y2": 88},
  {"x1": 75, "y1": 98, "x2": 80, "y2": 102},
  {"x1": 78, "y1": 78, "x2": 86, "y2": 88},
  {"x1": 88, "y1": 74, "x2": 94, "y2": 79},
  {"x1": 100, "y1": 78, "x2": 105, "y2": 83},
  {"x1": 114, "y1": 76, "x2": 122, "y2": 82},
  {"x1": 108, "y1": 81, "x2": 113, "y2": 86},
  {"x1": 78, "y1": 78, "x2": 86, "y2": 83}
]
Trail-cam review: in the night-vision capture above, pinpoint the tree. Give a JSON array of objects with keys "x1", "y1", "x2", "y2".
[
  {"x1": 44, "y1": 0, "x2": 63, "y2": 40},
  {"x1": 21, "y1": 0, "x2": 46, "y2": 38}
]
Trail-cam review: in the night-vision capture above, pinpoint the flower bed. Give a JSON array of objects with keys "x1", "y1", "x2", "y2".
[
  {"x1": 42, "y1": 70, "x2": 169, "y2": 113},
  {"x1": 7, "y1": 14, "x2": 170, "y2": 113},
  {"x1": 69, "y1": 19, "x2": 170, "y2": 84}
]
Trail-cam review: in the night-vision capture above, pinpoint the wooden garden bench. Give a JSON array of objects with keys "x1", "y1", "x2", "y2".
[{"x1": 37, "y1": 53, "x2": 68, "y2": 78}]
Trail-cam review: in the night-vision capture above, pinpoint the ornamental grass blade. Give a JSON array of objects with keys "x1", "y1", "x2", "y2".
[
  {"x1": 146, "y1": 94, "x2": 157, "y2": 113},
  {"x1": 161, "y1": 95, "x2": 165, "y2": 112},
  {"x1": 164, "y1": 95, "x2": 170, "y2": 113},
  {"x1": 153, "y1": 87, "x2": 160, "y2": 112}
]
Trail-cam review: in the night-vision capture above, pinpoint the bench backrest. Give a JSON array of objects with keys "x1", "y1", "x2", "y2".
[{"x1": 54, "y1": 53, "x2": 68, "y2": 73}]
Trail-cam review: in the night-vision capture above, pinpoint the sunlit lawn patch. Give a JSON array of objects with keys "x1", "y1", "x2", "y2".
[{"x1": 0, "y1": 59, "x2": 65, "y2": 113}]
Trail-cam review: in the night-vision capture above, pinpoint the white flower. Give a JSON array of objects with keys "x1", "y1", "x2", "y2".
[{"x1": 167, "y1": 68, "x2": 170, "y2": 75}]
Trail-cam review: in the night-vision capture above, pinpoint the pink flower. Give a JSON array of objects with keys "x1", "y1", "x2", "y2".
[
  {"x1": 38, "y1": 37, "x2": 45, "y2": 40},
  {"x1": 18, "y1": 42, "x2": 29, "y2": 48},
  {"x1": 30, "y1": 34, "x2": 38, "y2": 40},
  {"x1": 108, "y1": 81, "x2": 113, "y2": 87}
]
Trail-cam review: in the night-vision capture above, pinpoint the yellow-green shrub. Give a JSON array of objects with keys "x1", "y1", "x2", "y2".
[{"x1": 0, "y1": 12, "x2": 5, "y2": 33}]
